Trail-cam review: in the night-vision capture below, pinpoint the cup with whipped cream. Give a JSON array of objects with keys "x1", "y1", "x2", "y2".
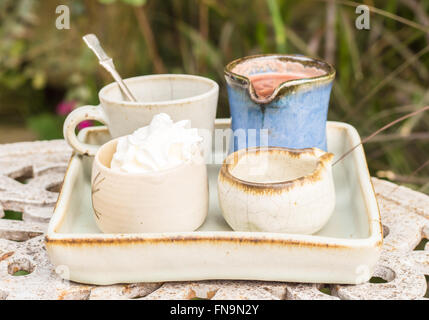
[{"x1": 91, "y1": 113, "x2": 208, "y2": 233}]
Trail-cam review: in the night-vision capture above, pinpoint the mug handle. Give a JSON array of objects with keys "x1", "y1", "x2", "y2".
[{"x1": 63, "y1": 105, "x2": 108, "y2": 156}]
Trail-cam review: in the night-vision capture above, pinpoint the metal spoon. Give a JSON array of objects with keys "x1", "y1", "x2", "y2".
[{"x1": 83, "y1": 34, "x2": 138, "y2": 102}]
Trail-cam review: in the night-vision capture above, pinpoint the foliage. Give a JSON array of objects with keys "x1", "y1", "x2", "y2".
[
  {"x1": 26, "y1": 113, "x2": 66, "y2": 140},
  {"x1": 0, "y1": 0, "x2": 428, "y2": 192}
]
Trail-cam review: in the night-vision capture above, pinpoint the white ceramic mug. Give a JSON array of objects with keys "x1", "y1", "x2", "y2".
[
  {"x1": 92, "y1": 138, "x2": 208, "y2": 233},
  {"x1": 64, "y1": 74, "x2": 219, "y2": 156}
]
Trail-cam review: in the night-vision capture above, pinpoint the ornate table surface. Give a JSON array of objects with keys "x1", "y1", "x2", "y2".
[{"x1": 0, "y1": 139, "x2": 428, "y2": 300}]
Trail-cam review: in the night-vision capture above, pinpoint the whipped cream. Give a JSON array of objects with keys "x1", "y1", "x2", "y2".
[{"x1": 110, "y1": 113, "x2": 203, "y2": 173}]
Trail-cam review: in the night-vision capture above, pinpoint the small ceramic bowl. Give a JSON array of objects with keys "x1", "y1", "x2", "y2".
[
  {"x1": 218, "y1": 147, "x2": 335, "y2": 234},
  {"x1": 91, "y1": 139, "x2": 208, "y2": 233}
]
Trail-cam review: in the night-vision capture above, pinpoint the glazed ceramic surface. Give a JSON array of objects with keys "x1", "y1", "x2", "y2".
[
  {"x1": 63, "y1": 74, "x2": 219, "y2": 156},
  {"x1": 46, "y1": 120, "x2": 382, "y2": 285},
  {"x1": 218, "y1": 147, "x2": 335, "y2": 234},
  {"x1": 224, "y1": 54, "x2": 335, "y2": 152},
  {"x1": 91, "y1": 139, "x2": 208, "y2": 233}
]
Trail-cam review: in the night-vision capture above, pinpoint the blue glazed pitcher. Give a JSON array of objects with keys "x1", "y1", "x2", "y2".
[{"x1": 224, "y1": 54, "x2": 335, "y2": 152}]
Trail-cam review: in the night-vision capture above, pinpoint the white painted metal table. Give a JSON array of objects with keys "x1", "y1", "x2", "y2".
[{"x1": 0, "y1": 139, "x2": 428, "y2": 300}]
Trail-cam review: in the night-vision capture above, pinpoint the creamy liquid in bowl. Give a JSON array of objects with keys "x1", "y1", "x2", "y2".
[
  {"x1": 230, "y1": 152, "x2": 318, "y2": 184},
  {"x1": 217, "y1": 147, "x2": 335, "y2": 234}
]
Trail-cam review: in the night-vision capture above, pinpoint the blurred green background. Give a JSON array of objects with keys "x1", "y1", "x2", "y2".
[{"x1": 0, "y1": 0, "x2": 428, "y2": 192}]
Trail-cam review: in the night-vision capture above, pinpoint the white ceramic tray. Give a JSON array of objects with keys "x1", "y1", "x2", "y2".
[{"x1": 46, "y1": 120, "x2": 382, "y2": 285}]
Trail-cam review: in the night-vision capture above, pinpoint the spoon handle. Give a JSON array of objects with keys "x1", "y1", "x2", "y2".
[{"x1": 83, "y1": 34, "x2": 138, "y2": 102}]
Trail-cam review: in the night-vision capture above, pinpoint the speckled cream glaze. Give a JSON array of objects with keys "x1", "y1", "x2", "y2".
[
  {"x1": 218, "y1": 147, "x2": 335, "y2": 234},
  {"x1": 91, "y1": 138, "x2": 208, "y2": 233}
]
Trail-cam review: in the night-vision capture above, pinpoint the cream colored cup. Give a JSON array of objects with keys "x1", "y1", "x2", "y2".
[
  {"x1": 218, "y1": 147, "x2": 335, "y2": 234},
  {"x1": 64, "y1": 74, "x2": 219, "y2": 156},
  {"x1": 91, "y1": 138, "x2": 208, "y2": 233}
]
